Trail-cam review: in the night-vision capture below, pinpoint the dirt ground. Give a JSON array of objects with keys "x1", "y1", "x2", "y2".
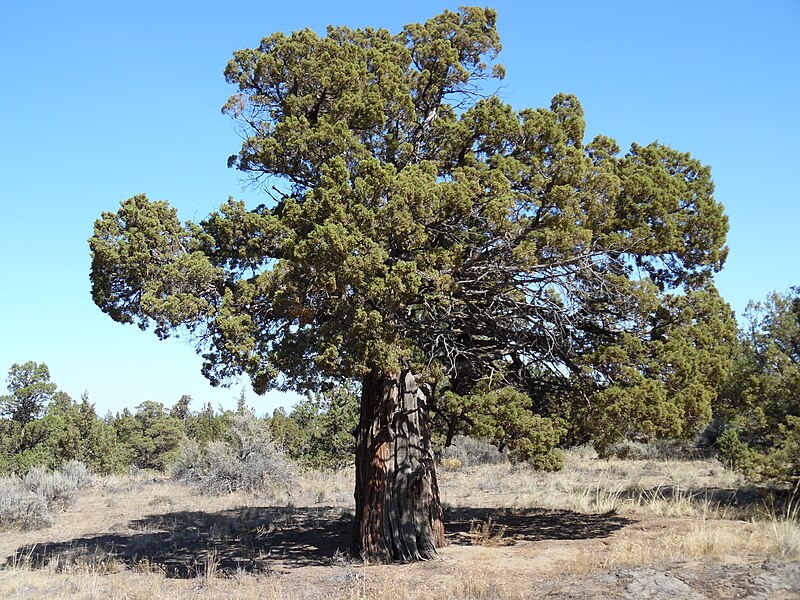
[{"x1": 1, "y1": 459, "x2": 798, "y2": 599}]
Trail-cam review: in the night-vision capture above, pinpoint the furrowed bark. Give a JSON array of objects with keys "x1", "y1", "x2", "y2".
[{"x1": 352, "y1": 370, "x2": 445, "y2": 562}]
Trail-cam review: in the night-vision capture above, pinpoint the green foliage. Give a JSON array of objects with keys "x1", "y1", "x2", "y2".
[
  {"x1": 261, "y1": 382, "x2": 359, "y2": 470},
  {"x1": 0, "y1": 364, "x2": 128, "y2": 476},
  {"x1": 37, "y1": 392, "x2": 127, "y2": 474},
  {"x1": 1, "y1": 361, "x2": 57, "y2": 426},
  {"x1": 113, "y1": 401, "x2": 185, "y2": 471},
  {"x1": 564, "y1": 284, "x2": 736, "y2": 456},
  {"x1": 276, "y1": 383, "x2": 359, "y2": 469},
  {"x1": 716, "y1": 427, "x2": 760, "y2": 473},
  {"x1": 88, "y1": 8, "x2": 731, "y2": 466},
  {"x1": 0, "y1": 364, "x2": 247, "y2": 476},
  {"x1": 170, "y1": 394, "x2": 193, "y2": 421},
  {"x1": 184, "y1": 401, "x2": 234, "y2": 446},
  {"x1": 266, "y1": 407, "x2": 306, "y2": 458},
  {"x1": 440, "y1": 387, "x2": 564, "y2": 469},
  {"x1": 0, "y1": 428, "x2": 51, "y2": 475},
  {"x1": 716, "y1": 288, "x2": 800, "y2": 483}
]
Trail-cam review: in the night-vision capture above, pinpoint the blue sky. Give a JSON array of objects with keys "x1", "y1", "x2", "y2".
[{"x1": 1, "y1": 1, "x2": 798, "y2": 416}]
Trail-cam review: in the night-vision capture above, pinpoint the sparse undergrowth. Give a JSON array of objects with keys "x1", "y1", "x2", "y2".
[
  {"x1": 1, "y1": 451, "x2": 799, "y2": 599},
  {"x1": 0, "y1": 460, "x2": 92, "y2": 531},
  {"x1": 441, "y1": 435, "x2": 507, "y2": 468},
  {"x1": 440, "y1": 448, "x2": 762, "y2": 518},
  {"x1": 438, "y1": 448, "x2": 800, "y2": 564}
]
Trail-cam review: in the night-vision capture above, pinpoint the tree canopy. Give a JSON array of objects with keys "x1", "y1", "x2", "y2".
[
  {"x1": 1, "y1": 361, "x2": 58, "y2": 426},
  {"x1": 90, "y1": 7, "x2": 731, "y2": 458}
]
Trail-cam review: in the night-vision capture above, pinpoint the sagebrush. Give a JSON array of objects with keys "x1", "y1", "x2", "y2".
[
  {"x1": 172, "y1": 414, "x2": 295, "y2": 495},
  {"x1": 0, "y1": 461, "x2": 92, "y2": 531}
]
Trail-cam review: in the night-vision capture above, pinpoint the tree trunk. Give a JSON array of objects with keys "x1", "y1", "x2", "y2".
[{"x1": 352, "y1": 369, "x2": 445, "y2": 561}]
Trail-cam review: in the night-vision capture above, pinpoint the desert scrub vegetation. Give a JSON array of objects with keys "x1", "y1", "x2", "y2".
[
  {"x1": 440, "y1": 435, "x2": 507, "y2": 468},
  {"x1": 171, "y1": 414, "x2": 296, "y2": 495},
  {"x1": 606, "y1": 438, "x2": 712, "y2": 461},
  {"x1": 0, "y1": 460, "x2": 93, "y2": 530},
  {"x1": 438, "y1": 446, "x2": 769, "y2": 520}
]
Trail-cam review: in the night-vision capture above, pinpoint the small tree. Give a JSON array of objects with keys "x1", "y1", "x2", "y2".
[
  {"x1": 170, "y1": 394, "x2": 193, "y2": 422},
  {"x1": 113, "y1": 401, "x2": 185, "y2": 470},
  {"x1": 185, "y1": 402, "x2": 233, "y2": 446},
  {"x1": 282, "y1": 382, "x2": 359, "y2": 469},
  {"x1": 44, "y1": 392, "x2": 126, "y2": 474},
  {"x1": 0, "y1": 362, "x2": 73, "y2": 472},
  {"x1": 1, "y1": 362, "x2": 57, "y2": 426},
  {"x1": 716, "y1": 287, "x2": 800, "y2": 482},
  {"x1": 89, "y1": 7, "x2": 731, "y2": 560}
]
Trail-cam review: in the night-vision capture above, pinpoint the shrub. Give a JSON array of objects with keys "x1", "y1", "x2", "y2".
[
  {"x1": 609, "y1": 439, "x2": 707, "y2": 461},
  {"x1": 440, "y1": 457, "x2": 462, "y2": 472},
  {"x1": 715, "y1": 288, "x2": 800, "y2": 483},
  {"x1": 114, "y1": 401, "x2": 185, "y2": 471},
  {"x1": 716, "y1": 427, "x2": 755, "y2": 467},
  {"x1": 527, "y1": 446, "x2": 564, "y2": 472},
  {"x1": 442, "y1": 435, "x2": 507, "y2": 467},
  {"x1": 59, "y1": 459, "x2": 93, "y2": 488},
  {"x1": 170, "y1": 438, "x2": 204, "y2": 482},
  {"x1": 268, "y1": 383, "x2": 359, "y2": 470},
  {"x1": 0, "y1": 477, "x2": 54, "y2": 530},
  {"x1": 23, "y1": 466, "x2": 78, "y2": 510},
  {"x1": 456, "y1": 387, "x2": 565, "y2": 469},
  {"x1": 0, "y1": 461, "x2": 92, "y2": 531},
  {"x1": 172, "y1": 414, "x2": 295, "y2": 495}
]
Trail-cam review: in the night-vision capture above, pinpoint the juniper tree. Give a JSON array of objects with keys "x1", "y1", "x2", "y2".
[
  {"x1": 89, "y1": 7, "x2": 732, "y2": 561},
  {"x1": 716, "y1": 288, "x2": 800, "y2": 482},
  {"x1": 1, "y1": 362, "x2": 58, "y2": 426}
]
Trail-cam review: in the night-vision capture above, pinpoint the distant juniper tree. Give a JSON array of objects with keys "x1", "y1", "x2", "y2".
[
  {"x1": 716, "y1": 287, "x2": 800, "y2": 482},
  {"x1": 185, "y1": 402, "x2": 233, "y2": 446},
  {"x1": 0, "y1": 363, "x2": 126, "y2": 474},
  {"x1": 0, "y1": 362, "x2": 63, "y2": 471},
  {"x1": 89, "y1": 7, "x2": 732, "y2": 560},
  {"x1": 1, "y1": 361, "x2": 57, "y2": 426},
  {"x1": 281, "y1": 382, "x2": 359, "y2": 469},
  {"x1": 170, "y1": 394, "x2": 193, "y2": 422},
  {"x1": 112, "y1": 401, "x2": 185, "y2": 470}
]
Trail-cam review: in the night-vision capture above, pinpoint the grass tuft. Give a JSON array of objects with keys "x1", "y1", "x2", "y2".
[{"x1": 469, "y1": 518, "x2": 507, "y2": 547}]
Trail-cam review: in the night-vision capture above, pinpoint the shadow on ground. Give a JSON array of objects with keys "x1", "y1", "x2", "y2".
[
  {"x1": 6, "y1": 505, "x2": 633, "y2": 577},
  {"x1": 446, "y1": 507, "x2": 634, "y2": 546}
]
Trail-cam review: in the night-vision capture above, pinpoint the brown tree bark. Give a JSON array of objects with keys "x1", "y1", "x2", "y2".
[{"x1": 351, "y1": 370, "x2": 446, "y2": 561}]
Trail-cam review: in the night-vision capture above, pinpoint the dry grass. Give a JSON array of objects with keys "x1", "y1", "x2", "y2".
[
  {"x1": 1, "y1": 450, "x2": 798, "y2": 599},
  {"x1": 438, "y1": 449, "x2": 753, "y2": 520},
  {"x1": 440, "y1": 449, "x2": 800, "y2": 580},
  {"x1": 571, "y1": 511, "x2": 800, "y2": 573},
  {"x1": 468, "y1": 518, "x2": 508, "y2": 547}
]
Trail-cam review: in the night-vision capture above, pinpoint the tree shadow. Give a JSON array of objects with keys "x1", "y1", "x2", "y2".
[
  {"x1": 8, "y1": 506, "x2": 353, "y2": 577},
  {"x1": 7, "y1": 504, "x2": 633, "y2": 577},
  {"x1": 445, "y1": 507, "x2": 634, "y2": 545}
]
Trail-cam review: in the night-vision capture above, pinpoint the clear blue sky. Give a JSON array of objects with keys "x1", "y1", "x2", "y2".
[{"x1": 1, "y1": 1, "x2": 798, "y2": 416}]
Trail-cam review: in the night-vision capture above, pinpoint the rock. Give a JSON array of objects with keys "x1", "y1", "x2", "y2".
[{"x1": 624, "y1": 569, "x2": 705, "y2": 599}]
